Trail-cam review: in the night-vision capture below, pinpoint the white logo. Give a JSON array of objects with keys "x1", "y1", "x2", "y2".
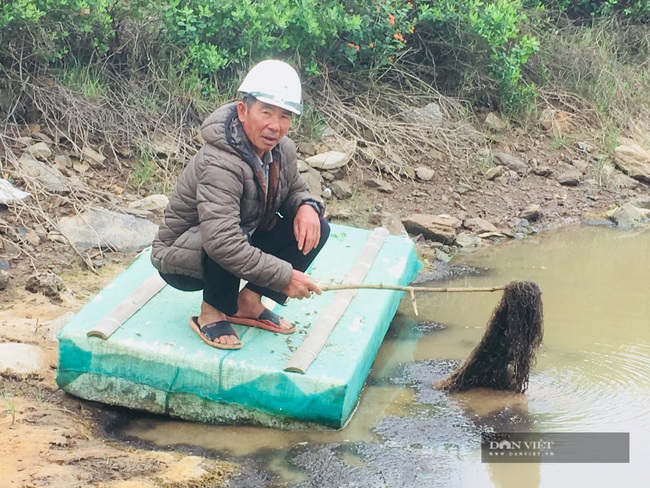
[{"x1": 487, "y1": 437, "x2": 555, "y2": 457}]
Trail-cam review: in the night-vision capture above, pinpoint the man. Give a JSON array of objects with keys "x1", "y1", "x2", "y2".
[{"x1": 151, "y1": 60, "x2": 330, "y2": 350}]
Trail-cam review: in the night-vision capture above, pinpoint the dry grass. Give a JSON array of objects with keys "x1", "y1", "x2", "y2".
[
  {"x1": 518, "y1": 17, "x2": 650, "y2": 191},
  {"x1": 307, "y1": 66, "x2": 487, "y2": 181},
  {"x1": 17, "y1": 75, "x2": 202, "y2": 184},
  {"x1": 532, "y1": 18, "x2": 650, "y2": 143},
  {"x1": 0, "y1": 65, "x2": 215, "y2": 272},
  {"x1": 1, "y1": 61, "x2": 490, "y2": 272}
]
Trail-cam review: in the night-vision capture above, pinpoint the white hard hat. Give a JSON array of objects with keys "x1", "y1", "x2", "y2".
[{"x1": 238, "y1": 59, "x2": 302, "y2": 115}]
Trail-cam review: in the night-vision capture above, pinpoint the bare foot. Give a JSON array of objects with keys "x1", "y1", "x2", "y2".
[
  {"x1": 198, "y1": 301, "x2": 240, "y2": 347},
  {"x1": 235, "y1": 288, "x2": 294, "y2": 331}
]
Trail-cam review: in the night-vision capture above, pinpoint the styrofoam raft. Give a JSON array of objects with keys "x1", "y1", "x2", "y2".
[{"x1": 56, "y1": 224, "x2": 421, "y2": 428}]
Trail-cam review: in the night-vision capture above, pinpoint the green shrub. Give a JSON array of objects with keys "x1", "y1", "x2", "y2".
[
  {"x1": 162, "y1": 0, "x2": 349, "y2": 78},
  {"x1": 0, "y1": 0, "x2": 116, "y2": 63},
  {"x1": 0, "y1": 0, "x2": 46, "y2": 29},
  {"x1": 417, "y1": 0, "x2": 540, "y2": 114},
  {"x1": 1, "y1": 0, "x2": 534, "y2": 112},
  {"x1": 337, "y1": 0, "x2": 418, "y2": 67},
  {"x1": 6, "y1": 0, "x2": 644, "y2": 124},
  {"x1": 0, "y1": 1, "x2": 421, "y2": 101},
  {"x1": 160, "y1": 0, "x2": 417, "y2": 84}
]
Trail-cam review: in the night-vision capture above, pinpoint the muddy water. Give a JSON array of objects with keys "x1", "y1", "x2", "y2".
[{"x1": 117, "y1": 225, "x2": 650, "y2": 487}]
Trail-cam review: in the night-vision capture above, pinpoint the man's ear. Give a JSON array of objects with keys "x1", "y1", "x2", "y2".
[{"x1": 236, "y1": 101, "x2": 247, "y2": 123}]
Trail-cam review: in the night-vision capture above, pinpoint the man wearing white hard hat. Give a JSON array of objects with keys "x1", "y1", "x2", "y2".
[{"x1": 152, "y1": 60, "x2": 329, "y2": 349}]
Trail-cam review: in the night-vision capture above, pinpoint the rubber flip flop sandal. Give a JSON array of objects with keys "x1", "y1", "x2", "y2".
[
  {"x1": 189, "y1": 316, "x2": 242, "y2": 350},
  {"x1": 226, "y1": 309, "x2": 296, "y2": 334}
]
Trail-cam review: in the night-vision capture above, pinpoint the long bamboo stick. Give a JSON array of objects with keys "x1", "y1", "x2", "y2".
[
  {"x1": 321, "y1": 283, "x2": 506, "y2": 318},
  {"x1": 320, "y1": 284, "x2": 506, "y2": 293}
]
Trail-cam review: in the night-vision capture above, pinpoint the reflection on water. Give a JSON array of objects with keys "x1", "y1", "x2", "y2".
[{"x1": 119, "y1": 226, "x2": 650, "y2": 487}]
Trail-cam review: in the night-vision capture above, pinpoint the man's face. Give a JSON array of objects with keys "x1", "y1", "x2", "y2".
[{"x1": 237, "y1": 99, "x2": 293, "y2": 157}]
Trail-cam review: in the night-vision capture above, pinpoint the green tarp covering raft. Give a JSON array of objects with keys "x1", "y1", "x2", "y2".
[{"x1": 56, "y1": 224, "x2": 421, "y2": 428}]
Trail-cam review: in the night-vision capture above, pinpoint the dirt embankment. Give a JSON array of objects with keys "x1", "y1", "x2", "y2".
[
  {"x1": 1, "y1": 116, "x2": 649, "y2": 486},
  {"x1": 1, "y1": 266, "x2": 239, "y2": 488}
]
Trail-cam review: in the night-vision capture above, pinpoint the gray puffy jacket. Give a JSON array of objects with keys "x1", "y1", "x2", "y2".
[{"x1": 151, "y1": 102, "x2": 322, "y2": 292}]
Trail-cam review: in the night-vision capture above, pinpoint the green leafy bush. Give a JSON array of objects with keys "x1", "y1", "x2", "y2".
[
  {"x1": 0, "y1": 0, "x2": 46, "y2": 28},
  {"x1": 160, "y1": 0, "x2": 418, "y2": 82},
  {"x1": 7, "y1": 0, "x2": 642, "y2": 122},
  {"x1": 336, "y1": 0, "x2": 418, "y2": 67},
  {"x1": 417, "y1": 0, "x2": 540, "y2": 113},
  {"x1": 0, "y1": 0, "x2": 419, "y2": 96},
  {"x1": 0, "y1": 0, "x2": 116, "y2": 63},
  {"x1": 0, "y1": 0, "x2": 535, "y2": 111},
  {"x1": 161, "y1": 0, "x2": 351, "y2": 78}
]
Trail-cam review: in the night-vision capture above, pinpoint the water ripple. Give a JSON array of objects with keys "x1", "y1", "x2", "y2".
[{"x1": 527, "y1": 343, "x2": 650, "y2": 431}]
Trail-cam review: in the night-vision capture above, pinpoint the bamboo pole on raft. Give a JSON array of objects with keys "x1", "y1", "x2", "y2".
[{"x1": 284, "y1": 227, "x2": 389, "y2": 374}]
